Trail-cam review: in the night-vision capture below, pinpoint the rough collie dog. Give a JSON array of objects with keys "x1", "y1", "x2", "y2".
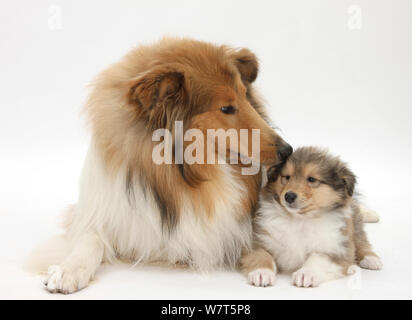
[
  {"x1": 26, "y1": 38, "x2": 293, "y2": 294},
  {"x1": 241, "y1": 147, "x2": 382, "y2": 288}
]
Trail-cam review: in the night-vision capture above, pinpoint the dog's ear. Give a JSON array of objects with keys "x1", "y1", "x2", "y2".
[
  {"x1": 231, "y1": 48, "x2": 259, "y2": 84},
  {"x1": 128, "y1": 68, "x2": 185, "y2": 129},
  {"x1": 340, "y1": 166, "x2": 356, "y2": 197}
]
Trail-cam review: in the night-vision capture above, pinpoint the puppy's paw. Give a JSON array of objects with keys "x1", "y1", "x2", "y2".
[
  {"x1": 292, "y1": 268, "x2": 319, "y2": 288},
  {"x1": 359, "y1": 255, "x2": 383, "y2": 270},
  {"x1": 44, "y1": 265, "x2": 93, "y2": 294},
  {"x1": 247, "y1": 268, "x2": 276, "y2": 287}
]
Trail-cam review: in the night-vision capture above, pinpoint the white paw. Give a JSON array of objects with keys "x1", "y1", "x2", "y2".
[
  {"x1": 44, "y1": 265, "x2": 63, "y2": 293},
  {"x1": 292, "y1": 268, "x2": 319, "y2": 288},
  {"x1": 247, "y1": 268, "x2": 276, "y2": 287},
  {"x1": 360, "y1": 255, "x2": 382, "y2": 270},
  {"x1": 44, "y1": 264, "x2": 92, "y2": 294}
]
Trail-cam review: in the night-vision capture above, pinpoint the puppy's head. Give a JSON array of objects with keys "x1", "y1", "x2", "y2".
[{"x1": 265, "y1": 147, "x2": 356, "y2": 217}]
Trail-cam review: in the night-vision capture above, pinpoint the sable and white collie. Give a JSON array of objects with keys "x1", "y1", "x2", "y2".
[
  {"x1": 241, "y1": 147, "x2": 382, "y2": 288},
  {"x1": 26, "y1": 38, "x2": 293, "y2": 294}
]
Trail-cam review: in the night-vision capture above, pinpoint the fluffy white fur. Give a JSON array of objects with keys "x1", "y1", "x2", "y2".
[
  {"x1": 27, "y1": 142, "x2": 252, "y2": 293},
  {"x1": 253, "y1": 197, "x2": 349, "y2": 286}
]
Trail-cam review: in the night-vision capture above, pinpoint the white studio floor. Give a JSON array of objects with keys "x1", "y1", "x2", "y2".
[
  {"x1": 1, "y1": 219, "x2": 411, "y2": 300},
  {"x1": 0, "y1": 147, "x2": 411, "y2": 300}
]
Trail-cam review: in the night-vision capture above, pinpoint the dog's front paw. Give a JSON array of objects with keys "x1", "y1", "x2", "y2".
[
  {"x1": 360, "y1": 255, "x2": 382, "y2": 270},
  {"x1": 247, "y1": 268, "x2": 276, "y2": 287},
  {"x1": 292, "y1": 268, "x2": 319, "y2": 288},
  {"x1": 44, "y1": 265, "x2": 93, "y2": 294}
]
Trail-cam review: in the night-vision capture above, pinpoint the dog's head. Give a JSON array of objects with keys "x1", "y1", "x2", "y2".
[
  {"x1": 127, "y1": 39, "x2": 291, "y2": 171},
  {"x1": 265, "y1": 147, "x2": 356, "y2": 217}
]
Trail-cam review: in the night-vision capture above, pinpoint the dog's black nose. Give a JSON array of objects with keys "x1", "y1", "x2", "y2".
[
  {"x1": 285, "y1": 191, "x2": 297, "y2": 204},
  {"x1": 278, "y1": 143, "x2": 293, "y2": 161}
]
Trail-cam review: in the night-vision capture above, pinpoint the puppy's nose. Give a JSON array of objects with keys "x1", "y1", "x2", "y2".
[
  {"x1": 285, "y1": 191, "x2": 297, "y2": 204},
  {"x1": 278, "y1": 143, "x2": 293, "y2": 161}
]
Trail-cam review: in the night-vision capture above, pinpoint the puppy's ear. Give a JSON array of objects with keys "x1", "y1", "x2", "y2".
[
  {"x1": 230, "y1": 48, "x2": 259, "y2": 84},
  {"x1": 128, "y1": 68, "x2": 185, "y2": 129},
  {"x1": 340, "y1": 167, "x2": 356, "y2": 197}
]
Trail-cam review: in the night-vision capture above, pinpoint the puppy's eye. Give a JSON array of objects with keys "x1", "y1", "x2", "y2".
[
  {"x1": 307, "y1": 177, "x2": 317, "y2": 183},
  {"x1": 220, "y1": 105, "x2": 236, "y2": 114}
]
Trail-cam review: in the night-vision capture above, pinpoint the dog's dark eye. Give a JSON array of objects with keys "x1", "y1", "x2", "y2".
[
  {"x1": 284, "y1": 175, "x2": 290, "y2": 180},
  {"x1": 220, "y1": 105, "x2": 236, "y2": 114},
  {"x1": 307, "y1": 177, "x2": 317, "y2": 183}
]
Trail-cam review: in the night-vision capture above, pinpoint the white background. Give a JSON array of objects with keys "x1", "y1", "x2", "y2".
[{"x1": 0, "y1": 0, "x2": 411, "y2": 299}]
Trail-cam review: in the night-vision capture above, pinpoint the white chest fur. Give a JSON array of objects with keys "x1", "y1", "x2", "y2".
[
  {"x1": 69, "y1": 142, "x2": 252, "y2": 271},
  {"x1": 255, "y1": 199, "x2": 350, "y2": 272}
]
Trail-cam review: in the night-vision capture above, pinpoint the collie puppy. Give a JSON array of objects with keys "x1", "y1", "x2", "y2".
[
  {"x1": 26, "y1": 38, "x2": 293, "y2": 294},
  {"x1": 241, "y1": 147, "x2": 382, "y2": 288}
]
